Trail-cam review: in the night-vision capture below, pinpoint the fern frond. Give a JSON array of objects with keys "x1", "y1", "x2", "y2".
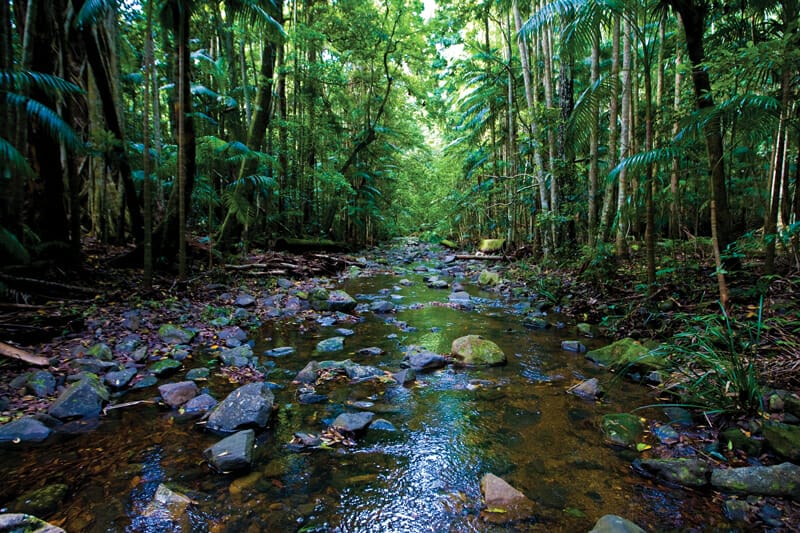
[
  {"x1": 5, "y1": 93, "x2": 83, "y2": 151},
  {"x1": 0, "y1": 137, "x2": 35, "y2": 179},
  {"x1": 0, "y1": 225, "x2": 31, "y2": 265}
]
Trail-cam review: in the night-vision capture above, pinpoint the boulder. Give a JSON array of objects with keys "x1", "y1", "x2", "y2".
[
  {"x1": 158, "y1": 381, "x2": 199, "y2": 408},
  {"x1": 234, "y1": 293, "x2": 256, "y2": 307},
  {"x1": 451, "y1": 335, "x2": 506, "y2": 366},
  {"x1": 601, "y1": 413, "x2": 644, "y2": 448},
  {"x1": 449, "y1": 291, "x2": 471, "y2": 305},
  {"x1": 0, "y1": 417, "x2": 51, "y2": 443},
  {"x1": 206, "y1": 382, "x2": 275, "y2": 432},
  {"x1": 294, "y1": 361, "x2": 322, "y2": 384},
  {"x1": 763, "y1": 421, "x2": 800, "y2": 462},
  {"x1": 589, "y1": 514, "x2": 646, "y2": 533},
  {"x1": 638, "y1": 458, "x2": 711, "y2": 487},
  {"x1": 218, "y1": 344, "x2": 255, "y2": 367},
  {"x1": 86, "y1": 342, "x2": 113, "y2": 361},
  {"x1": 332, "y1": 412, "x2": 375, "y2": 433},
  {"x1": 149, "y1": 358, "x2": 182, "y2": 376},
  {"x1": 586, "y1": 338, "x2": 666, "y2": 371},
  {"x1": 568, "y1": 378, "x2": 602, "y2": 400},
  {"x1": 0, "y1": 514, "x2": 65, "y2": 533},
  {"x1": 48, "y1": 374, "x2": 108, "y2": 419},
  {"x1": 158, "y1": 324, "x2": 195, "y2": 344},
  {"x1": 204, "y1": 429, "x2": 255, "y2": 472},
  {"x1": 710, "y1": 462, "x2": 800, "y2": 498},
  {"x1": 345, "y1": 364, "x2": 385, "y2": 382},
  {"x1": 183, "y1": 393, "x2": 217, "y2": 415},
  {"x1": 480, "y1": 473, "x2": 536, "y2": 523},
  {"x1": 370, "y1": 300, "x2": 395, "y2": 313},
  {"x1": 404, "y1": 346, "x2": 448, "y2": 372}
]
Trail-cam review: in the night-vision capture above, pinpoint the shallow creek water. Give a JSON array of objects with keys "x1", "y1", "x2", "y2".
[{"x1": 0, "y1": 271, "x2": 731, "y2": 532}]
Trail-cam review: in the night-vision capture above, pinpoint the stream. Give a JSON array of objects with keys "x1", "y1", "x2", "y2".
[{"x1": 0, "y1": 256, "x2": 731, "y2": 531}]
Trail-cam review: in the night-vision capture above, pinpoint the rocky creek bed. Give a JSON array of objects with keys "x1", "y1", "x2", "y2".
[{"x1": 1, "y1": 241, "x2": 799, "y2": 531}]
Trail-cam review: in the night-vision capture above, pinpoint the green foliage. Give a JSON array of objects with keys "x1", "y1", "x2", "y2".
[
  {"x1": 0, "y1": 225, "x2": 31, "y2": 265},
  {"x1": 662, "y1": 302, "x2": 763, "y2": 415}
]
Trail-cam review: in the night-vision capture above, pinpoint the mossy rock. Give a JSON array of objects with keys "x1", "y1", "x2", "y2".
[
  {"x1": 601, "y1": 413, "x2": 644, "y2": 447},
  {"x1": 440, "y1": 239, "x2": 458, "y2": 249},
  {"x1": 586, "y1": 338, "x2": 667, "y2": 371},
  {"x1": 150, "y1": 358, "x2": 182, "y2": 376},
  {"x1": 86, "y1": 342, "x2": 113, "y2": 361},
  {"x1": 638, "y1": 458, "x2": 711, "y2": 487},
  {"x1": 763, "y1": 421, "x2": 800, "y2": 462},
  {"x1": 158, "y1": 324, "x2": 196, "y2": 344},
  {"x1": 720, "y1": 427, "x2": 762, "y2": 456},
  {"x1": 451, "y1": 335, "x2": 506, "y2": 366},
  {"x1": 479, "y1": 239, "x2": 505, "y2": 253},
  {"x1": 478, "y1": 270, "x2": 501, "y2": 286}
]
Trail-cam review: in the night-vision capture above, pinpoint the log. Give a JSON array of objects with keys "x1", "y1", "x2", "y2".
[
  {"x1": 0, "y1": 273, "x2": 98, "y2": 295},
  {"x1": 0, "y1": 341, "x2": 50, "y2": 366},
  {"x1": 454, "y1": 255, "x2": 505, "y2": 261}
]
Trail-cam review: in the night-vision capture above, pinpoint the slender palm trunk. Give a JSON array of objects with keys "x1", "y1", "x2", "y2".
[
  {"x1": 616, "y1": 17, "x2": 632, "y2": 256},
  {"x1": 599, "y1": 15, "x2": 620, "y2": 243}
]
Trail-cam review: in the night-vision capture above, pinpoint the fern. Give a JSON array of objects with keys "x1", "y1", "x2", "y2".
[
  {"x1": 0, "y1": 225, "x2": 31, "y2": 265},
  {"x1": 0, "y1": 137, "x2": 35, "y2": 179}
]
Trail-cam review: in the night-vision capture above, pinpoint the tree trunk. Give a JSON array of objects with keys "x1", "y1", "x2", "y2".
[
  {"x1": 616, "y1": 17, "x2": 632, "y2": 256},
  {"x1": 143, "y1": 0, "x2": 154, "y2": 289},
  {"x1": 587, "y1": 28, "x2": 600, "y2": 248},
  {"x1": 669, "y1": 44, "x2": 683, "y2": 238},
  {"x1": 599, "y1": 15, "x2": 620, "y2": 243}
]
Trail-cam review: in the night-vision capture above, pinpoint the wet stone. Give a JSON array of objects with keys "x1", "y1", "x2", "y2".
[
  {"x1": 264, "y1": 346, "x2": 295, "y2": 358},
  {"x1": 561, "y1": 340, "x2": 586, "y2": 353},
  {"x1": 183, "y1": 393, "x2": 217, "y2": 415},
  {"x1": 588, "y1": 515, "x2": 646, "y2": 533},
  {"x1": 48, "y1": 374, "x2": 109, "y2": 420},
  {"x1": 185, "y1": 368, "x2": 210, "y2": 381},
  {"x1": 404, "y1": 346, "x2": 448, "y2": 372},
  {"x1": 722, "y1": 499, "x2": 750, "y2": 522},
  {"x1": 0, "y1": 513, "x2": 65, "y2": 533},
  {"x1": 638, "y1": 458, "x2": 711, "y2": 487},
  {"x1": 10, "y1": 483, "x2": 68, "y2": 517},
  {"x1": 710, "y1": 462, "x2": 800, "y2": 498},
  {"x1": 653, "y1": 424, "x2": 680, "y2": 445},
  {"x1": 316, "y1": 337, "x2": 345, "y2": 353},
  {"x1": 449, "y1": 291, "x2": 471, "y2": 304},
  {"x1": 331, "y1": 412, "x2": 374, "y2": 433},
  {"x1": 131, "y1": 375, "x2": 159, "y2": 390},
  {"x1": 0, "y1": 416, "x2": 52, "y2": 443},
  {"x1": 370, "y1": 300, "x2": 395, "y2": 313},
  {"x1": 204, "y1": 429, "x2": 255, "y2": 473},
  {"x1": 219, "y1": 344, "x2": 254, "y2": 367},
  {"x1": 335, "y1": 328, "x2": 355, "y2": 337},
  {"x1": 71, "y1": 358, "x2": 117, "y2": 375},
  {"x1": 523, "y1": 317, "x2": 550, "y2": 330},
  {"x1": 104, "y1": 368, "x2": 138, "y2": 389},
  {"x1": 601, "y1": 413, "x2": 644, "y2": 448},
  {"x1": 115, "y1": 335, "x2": 142, "y2": 355},
  {"x1": 568, "y1": 378, "x2": 602, "y2": 400},
  {"x1": 345, "y1": 364, "x2": 384, "y2": 381},
  {"x1": 149, "y1": 358, "x2": 182, "y2": 377},
  {"x1": 298, "y1": 392, "x2": 328, "y2": 404},
  {"x1": 131, "y1": 346, "x2": 148, "y2": 362},
  {"x1": 158, "y1": 381, "x2": 199, "y2": 409},
  {"x1": 87, "y1": 342, "x2": 113, "y2": 361},
  {"x1": 219, "y1": 326, "x2": 247, "y2": 342},
  {"x1": 158, "y1": 324, "x2": 195, "y2": 344},
  {"x1": 480, "y1": 473, "x2": 536, "y2": 523},
  {"x1": 357, "y1": 347, "x2": 384, "y2": 356},
  {"x1": 370, "y1": 418, "x2": 397, "y2": 432},
  {"x1": 206, "y1": 382, "x2": 275, "y2": 432}
]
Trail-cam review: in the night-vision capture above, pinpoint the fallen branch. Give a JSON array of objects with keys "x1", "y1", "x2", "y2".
[
  {"x1": 0, "y1": 273, "x2": 98, "y2": 295},
  {"x1": 0, "y1": 341, "x2": 50, "y2": 366}
]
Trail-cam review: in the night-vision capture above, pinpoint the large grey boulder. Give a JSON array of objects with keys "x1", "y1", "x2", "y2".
[
  {"x1": 48, "y1": 374, "x2": 109, "y2": 419},
  {"x1": 0, "y1": 417, "x2": 51, "y2": 443},
  {"x1": 206, "y1": 382, "x2": 274, "y2": 432},
  {"x1": 204, "y1": 429, "x2": 255, "y2": 472}
]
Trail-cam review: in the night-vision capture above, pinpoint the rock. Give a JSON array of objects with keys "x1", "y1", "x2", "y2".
[
  {"x1": 589, "y1": 514, "x2": 646, "y2": 533},
  {"x1": 345, "y1": 364, "x2": 385, "y2": 381},
  {"x1": 294, "y1": 361, "x2": 321, "y2": 384},
  {"x1": 404, "y1": 346, "x2": 448, "y2": 372},
  {"x1": 316, "y1": 337, "x2": 345, "y2": 353},
  {"x1": 601, "y1": 413, "x2": 644, "y2": 448},
  {"x1": 115, "y1": 334, "x2": 142, "y2": 354},
  {"x1": 480, "y1": 473, "x2": 536, "y2": 523},
  {"x1": 357, "y1": 347, "x2": 384, "y2": 356},
  {"x1": 48, "y1": 374, "x2": 109, "y2": 419},
  {"x1": 762, "y1": 421, "x2": 800, "y2": 462},
  {"x1": 149, "y1": 358, "x2": 182, "y2": 376},
  {"x1": 185, "y1": 368, "x2": 210, "y2": 381},
  {"x1": 479, "y1": 239, "x2": 505, "y2": 253},
  {"x1": 219, "y1": 326, "x2": 248, "y2": 342},
  {"x1": 427, "y1": 279, "x2": 449, "y2": 289},
  {"x1": 26, "y1": 371, "x2": 56, "y2": 397},
  {"x1": 720, "y1": 427, "x2": 762, "y2": 456},
  {"x1": 104, "y1": 367, "x2": 137, "y2": 388},
  {"x1": 523, "y1": 317, "x2": 550, "y2": 330},
  {"x1": 710, "y1": 462, "x2": 800, "y2": 498},
  {"x1": 586, "y1": 338, "x2": 666, "y2": 371},
  {"x1": 478, "y1": 270, "x2": 501, "y2": 286},
  {"x1": 219, "y1": 344, "x2": 255, "y2": 367},
  {"x1": 234, "y1": 293, "x2": 256, "y2": 307},
  {"x1": 370, "y1": 418, "x2": 397, "y2": 432},
  {"x1": 652, "y1": 424, "x2": 680, "y2": 445},
  {"x1": 206, "y1": 382, "x2": 275, "y2": 432},
  {"x1": 86, "y1": 342, "x2": 113, "y2": 361},
  {"x1": 158, "y1": 381, "x2": 199, "y2": 408},
  {"x1": 722, "y1": 499, "x2": 750, "y2": 522},
  {"x1": 0, "y1": 416, "x2": 51, "y2": 443},
  {"x1": 577, "y1": 323, "x2": 596, "y2": 337},
  {"x1": 0, "y1": 513, "x2": 65, "y2": 533},
  {"x1": 158, "y1": 324, "x2": 195, "y2": 344},
  {"x1": 335, "y1": 328, "x2": 355, "y2": 336},
  {"x1": 131, "y1": 375, "x2": 158, "y2": 390},
  {"x1": 449, "y1": 291, "x2": 471, "y2": 305},
  {"x1": 264, "y1": 346, "x2": 295, "y2": 357},
  {"x1": 142, "y1": 483, "x2": 192, "y2": 527},
  {"x1": 561, "y1": 340, "x2": 586, "y2": 353},
  {"x1": 638, "y1": 458, "x2": 711, "y2": 487},
  {"x1": 183, "y1": 393, "x2": 217, "y2": 414},
  {"x1": 392, "y1": 368, "x2": 416, "y2": 385},
  {"x1": 370, "y1": 300, "x2": 395, "y2": 313},
  {"x1": 70, "y1": 358, "x2": 117, "y2": 375},
  {"x1": 313, "y1": 289, "x2": 357, "y2": 312},
  {"x1": 204, "y1": 429, "x2": 255, "y2": 472},
  {"x1": 331, "y1": 412, "x2": 375, "y2": 433},
  {"x1": 451, "y1": 335, "x2": 506, "y2": 366},
  {"x1": 568, "y1": 378, "x2": 602, "y2": 400},
  {"x1": 10, "y1": 483, "x2": 68, "y2": 516},
  {"x1": 131, "y1": 346, "x2": 148, "y2": 362}
]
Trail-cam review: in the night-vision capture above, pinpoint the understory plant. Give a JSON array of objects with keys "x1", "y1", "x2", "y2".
[{"x1": 662, "y1": 300, "x2": 763, "y2": 415}]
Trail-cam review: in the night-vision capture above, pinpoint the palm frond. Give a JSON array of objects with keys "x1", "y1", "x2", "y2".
[
  {"x1": 608, "y1": 146, "x2": 685, "y2": 180},
  {"x1": 0, "y1": 225, "x2": 31, "y2": 265},
  {"x1": 5, "y1": 93, "x2": 84, "y2": 151},
  {"x1": 225, "y1": 0, "x2": 287, "y2": 41},
  {"x1": 75, "y1": 0, "x2": 117, "y2": 28},
  {"x1": 0, "y1": 137, "x2": 35, "y2": 180},
  {"x1": 0, "y1": 71, "x2": 84, "y2": 98}
]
